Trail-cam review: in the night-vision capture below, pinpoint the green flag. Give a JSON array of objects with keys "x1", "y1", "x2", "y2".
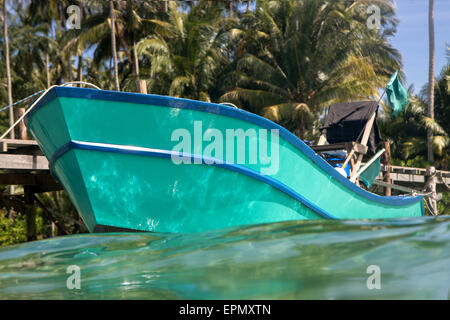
[
  {"x1": 360, "y1": 156, "x2": 381, "y2": 188},
  {"x1": 386, "y1": 70, "x2": 409, "y2": 116},
  {"x1": 357, "y1": 148, "x2": 385, "y2": 188}
]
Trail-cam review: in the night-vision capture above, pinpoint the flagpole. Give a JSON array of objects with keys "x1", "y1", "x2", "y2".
[{"x1": 376, "y1": 88, "x2": 387, "y2": 106}]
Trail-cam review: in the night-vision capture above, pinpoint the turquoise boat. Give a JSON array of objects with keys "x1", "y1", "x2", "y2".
[{"x1": 25, "y1": 87, "x2": 424, "y2": 233}]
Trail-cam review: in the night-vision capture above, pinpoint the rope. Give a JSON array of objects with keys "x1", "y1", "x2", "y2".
[
  {"x1": 424, "y1": 196, "x2": 433, "y2": 215},
  {"x1": 0, "y1": 81, "x2": 101, "y2": 141},
  {"x1": 0, "y1": 90, "x2": 46, "y2": 113},
  {"x1": 438, "y1": 172, "x2": 450, "y2": 191},
  {"x1": 220, "y1": 102, "x2": 239, "y2": 109}
]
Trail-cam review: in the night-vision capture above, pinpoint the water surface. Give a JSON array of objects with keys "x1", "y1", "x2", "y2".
[{"x1": 0, "y1": 217, "x2": 448, "y2": 299}]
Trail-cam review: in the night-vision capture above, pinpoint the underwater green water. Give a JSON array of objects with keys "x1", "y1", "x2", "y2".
[{"x1": 0, "y1": 217, "x2": 448, "y2": 299}]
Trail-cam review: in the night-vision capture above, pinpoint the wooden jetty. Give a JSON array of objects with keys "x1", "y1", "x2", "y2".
[
  {"x1": 0, "y1": 139, "x2": 62, "y2": 241},
  {"x1": 0, "y1": 139, "x2": 60, "y2": 190},
  {"x1": 379, "y1": 164, "x2": 450, "y2": 186}
]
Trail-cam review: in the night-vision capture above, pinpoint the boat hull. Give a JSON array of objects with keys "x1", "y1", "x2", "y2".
[{"x1": 26, "y1": 87, "x2": 424, "y2": 233}]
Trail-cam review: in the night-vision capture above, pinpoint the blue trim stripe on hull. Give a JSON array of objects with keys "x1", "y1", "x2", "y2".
[{"x1": 51, "y1": 140, "x2": 337, "y2": 220}]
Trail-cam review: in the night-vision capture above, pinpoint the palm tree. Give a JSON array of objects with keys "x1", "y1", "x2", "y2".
[
  {"x1": 110, "y1": 0, "x2": 120, "y2": 91},
  {"x1": 427, "y1": 0, "x2": 435, "y2": 163},
  {"x1": 379, "y1": 88, "x2": 448, "y2": 167},
  {"x1": 136, "y1": 1, "x2": 239, "y2": 101},
  {"x1": 2, "y1": 0, "x2": 15, "y2": 215},
  {"x1": 2, "y1": 0, "x2": 13, "y2": 139},
  {"x1": 26, "y1": 0, "x2": 70, "y2": 86},
  {"x1": 219, "y1": 0, "x2": 402, "y2": 139},
  {"x1": 66, "y1": 0, "x2": 164, "y2": 91},
  {"x1": 9, "y1": 5, "x2": 55, "y2": 96},
  {"x1": 433, "y1": 63, "x2": 450, "y2": 169}
]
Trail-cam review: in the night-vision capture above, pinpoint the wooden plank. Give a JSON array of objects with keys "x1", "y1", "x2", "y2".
[
  {"x1": 7, "y1": 145, "x2": 43, "y2": 155},
  {"x1": 360, "y1": 163, "x2": 450, "y2": 185},
  {"x1": 310, "y1": 142, "x2": 368, "y2": 154},
  {"x1": 0, "y1": 139, "x2": 38, "y2": 149},
  {"x1": 372, "y1": 180, "x2": 430, "y2": 195},
  {"x1": 0, "y1": 153, "x2": 49, "y2": 170},
  {"x1": 310, "y1": 143, "x2": 348, "y2": 152},
  {"x1": 0, "y1": 173, "x2": 57, "y2": 186},
  {"x1": 377, "y1": 164, "x2": 450, "y2": 181},
  {"x1": 28, "y1": 184, "x2": 63, "y2": 193},
  {"x1": 350, "y1": 112, "x2": 376, "y2": 182},
  {"x1": 390, "y1": 173, "x2": 425, "y2": 183},
  {"x1": 0, "y1": 139, "x2": 42, "y2": 155}
]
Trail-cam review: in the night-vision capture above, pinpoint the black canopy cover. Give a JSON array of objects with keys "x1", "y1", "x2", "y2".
[{"x1": 320, "y1": 101, "x2": 381, "y2": 153}]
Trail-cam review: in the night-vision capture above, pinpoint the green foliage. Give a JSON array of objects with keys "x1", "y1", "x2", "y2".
[
  {"x1": 437, "y1": 191, "x2": 450, "y2": 216},
  {"x1": 379, "y1": 64, "x2": 450, "y2": 171},
  {"x1": 0, "y1": 190, "x2": 87, "y2": 246},
  {"x1": 135, "y1": 1, "x2": 239, "y2": 101},
  {"x1": 0, "y1": 213, "x2": 26, "y2": 246},
  {"x1": 35, "y1": 191, "x2": 88, "y2": 235},
  {"x1": 218, "y1": 0, "x2": 401, "y2": 139},
  {"x1": 391, "y1": 155, "x2": 430, "y2": 168}
]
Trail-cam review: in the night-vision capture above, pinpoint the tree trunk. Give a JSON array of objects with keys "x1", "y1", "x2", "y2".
[
  {"x1": 4, "y1": 2, "x2": 26, "y2": 140},
  {"x1": 115, "y1": 21, "x2": 133, "y2": 67},
  {"x1": 110, "y1": 0, "x2": 120, "y2": 91},
  {"x1": 77, "y1": 54, "x2": 83, "y2": 83},
  {"x1": 77, "y1": 1, "x2": 83, "y2": 85},
  {"x1": 133, "y1": 37, "x2": 139, "y2": 78},
  {"x1": 67, "y1": 56, "x2": 73, "y2": 82},
  {"x1": 427, "y1": 0, "x2": 435, "y2": 163},
  {"x1": 3, "y1": 0, "x2": 14, "y2": 139},
  {"x1": 25, "y1": 187, "x2": 37, "y2": 242},
  {"x1": 426, "y1": 166, "x2": 438, "y2": 215},
  {"x1": 46, "y1": 53, "x2": 51, "y2": 87},
  {"x1": 3, "y1": 1, "x2": 15, "y2": 213}
]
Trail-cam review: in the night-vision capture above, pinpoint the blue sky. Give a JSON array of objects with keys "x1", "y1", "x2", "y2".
[{"x1": 392, "y1": 0, "x2": 450, "y2": 93}]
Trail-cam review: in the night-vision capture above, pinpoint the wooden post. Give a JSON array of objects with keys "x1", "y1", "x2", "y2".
[
  {"x1": 8, "y1": 206, "x2": 15, "y2": 221},
  {"x1": 350, "y1": 156, "x2": 356, "y2": 177},
  {"x1": 382, "y1": 141, "x2": 391, "y2": 196},
  {"x1": 51, "y1": 222, "x2": 57, "y2": 238},
  {"x1": 137, "y1": 80, "x2": 147, "y2": 94},
  {"x1": 350, "y1": 112, "x2": 376, "y2": 182},
  {"x1": 17, "y1": 110, "x2": 28, "y2": 140},
  {"x1": 24, "y1": 186, "x2": 37, "y2": 241},
  {"x1": 3, "y1": 1, "x2": 14, "y2": 140},
  {"x1": 425, "y1": 166, "x2": 438, "y2": 215},
  {"x1": 317, "y1": 134, "x2": 327, "y2": 146},
  {"x1": 110, "y1": 0, "x2": 120, "y2": 91}
]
